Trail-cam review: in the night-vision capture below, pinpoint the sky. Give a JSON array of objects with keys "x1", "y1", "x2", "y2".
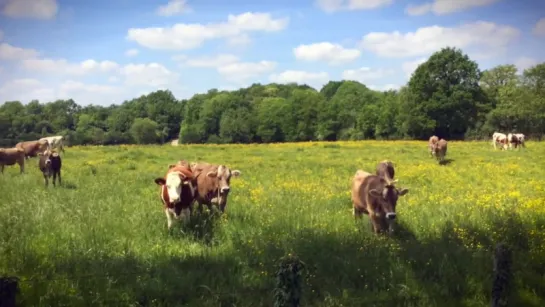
[{"x1": 0, "y1": 0, "x2": 544, "y2": 106}]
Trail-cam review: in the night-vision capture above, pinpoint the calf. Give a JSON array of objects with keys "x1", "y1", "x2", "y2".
[
  {"x1": 433, "y1": 139, "x2": 448, "y2": 163},
  {"x1": 154, "y1": 165, "x2": 195, "y2": 229},
  {"x1": 0, "y1": 147, "x2": 25, "y2": 174},
  {"x1": 38, "y1": 150, "x2": 62, "y2": 187},
  {"x1": 15, "y1": 139, "x2": 48, "y2": 160},
  {"x1": 351, "y1": 170, "x2": 409, "y2": 234},
  {"x1": 492, "y1": 132, "x2": 508, "y2": 150},
  {"x1": 190, "y1": 162, "x2": 241, "y2": 214},
  {"x1": 428, "y1": 135, "x2": 439, "y2": 157},
  {"x1": 376, "y1": 160, "x2": 395, "y2": 182}
]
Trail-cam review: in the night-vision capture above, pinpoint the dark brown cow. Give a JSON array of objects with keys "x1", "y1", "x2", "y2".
[
  {"x1": 351, "y1": 170, "x2": 409, "y2": 234},
  {"x1": 15, "y1": 139, "x2": 48, "y2": 160},
  {"x1": 38, "y1": 150, "x2": 62, "y2": 187},
  {"x1": 376, "y1": 160, "x2": 395, "y2": 182},
  {"x1": 428, "y1": 135, "x2": 439, "y2": 157},
  {"x1": 154, "y1": 165, "x2": 195, "y2": 229},
  {"x1": 189, "y1": 162, "x2": 241, "y2": 214},
  {"x1": 0, "y1": 147, "x2": 25, "y2": 174}
]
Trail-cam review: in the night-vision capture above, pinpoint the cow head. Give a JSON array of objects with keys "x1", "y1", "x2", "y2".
[
  {"x1": 368, "y1": 179, "x2": 409, "y2": 220},
  {"x1": 206, "y1": 165, "x2": 241, "y2": 196},
  {"x1": 38, "y1": 150, "x2": 59, "y2": 165},
  {"x1": 154, "y1": 171, "x2": 192, "y2": 204}
]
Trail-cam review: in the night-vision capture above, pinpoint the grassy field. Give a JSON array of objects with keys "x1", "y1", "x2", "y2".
[{"x1": 1, "y1": 140, "x2": 545, "y2": 306}]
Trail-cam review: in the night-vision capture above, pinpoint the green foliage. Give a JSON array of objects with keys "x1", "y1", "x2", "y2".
[
  {"x1": 1, "y1": 47, "x2": 544, "y2": 146},
  {"x1": 130, "y1": 118, "x2": 159, "y2": 144}
]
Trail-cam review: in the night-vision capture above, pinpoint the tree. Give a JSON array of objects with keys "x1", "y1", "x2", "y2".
[{"x1": 130, "y1": 118, "x2": 159, "y2": 144}]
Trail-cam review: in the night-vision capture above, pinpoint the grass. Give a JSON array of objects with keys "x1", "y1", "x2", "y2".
[{"x1": 1, "y1": 140, "x2": 545, "y2": 307}]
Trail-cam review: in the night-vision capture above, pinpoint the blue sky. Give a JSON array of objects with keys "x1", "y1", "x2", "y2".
[{"x1": 0, "y1": 0, "x2": 544, "y2": 106}]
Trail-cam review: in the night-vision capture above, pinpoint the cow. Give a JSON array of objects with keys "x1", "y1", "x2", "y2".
[
  {"x1": 0, "y1": 147, "x2": 25, "y2": 174},
  {"x1": 492, "y1": 132, "x2": 508, "y2": 150},
  {"x1": 15, "y1": 139, "x2": 48, "y2": 160},
  {"x1": 376, "y1": 160, "x2": 395, "y2": 182},
  {"x1": 428, "y1": 135, "x2": 439, "y2": 157},
  {"x1": 351, "y1": 170, "x2": 409, "y2": 234},
  {"x1": 433, "y1": 139, "x2": 448, "y2": 163},
  {"x1": 515, "y1": 133, "x2": 526, "y2": 149},
  {"x1": 507, "y1": 133, "x2": 521, "y2": 150},
  {"x1": 154, "y1": 164, "x2": 195, "y2": 229},
  {"x1": 189, "y1": 162, "x2": 241, "y2": 214},
  {"x1": 39, "y1": 135, "x2": 66, "y2": 154},
  {"x1": 38, "y1": 150, "x2": 62, "y2": 187}
]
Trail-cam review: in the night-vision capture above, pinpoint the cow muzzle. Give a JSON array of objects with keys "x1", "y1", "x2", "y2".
[
  {"x1": 45, "y1": 159, "x2": 51, "y2": 165},
  {"x1": 220, "y1": 186, "x2": 230, "y2": 194},
  {"x1": 386, "y1": 212, "x2": 397, "y2": 220}
]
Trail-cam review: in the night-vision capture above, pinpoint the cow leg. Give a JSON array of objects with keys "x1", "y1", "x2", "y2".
[
  {"x1": 52, "y1": 172, "x2": 57, "y2": 187},
  {"x1": 180, "y1": 208, "x2": 191, "y2": 224},
  {"x1": 57, "y1": 170, "x2": 62, "y2": 186},
  {"x1": 1, "y1": 165, "x2": 4, "y2": 174},
  {"x1": 19, "y1": 161, "x2": 24, "y2": 174},
  {"x1": 369, "y1": 215, "x2": 382, "y2": 233},
  {"x1": 353, "y1": 207, "x2": 363, "y2": 219},
  {"x1": 165, "y1": 208, "x2": 174, "y2": 229},
  {"x1": 219, "y1": 203, "x2": 226, "y2": 213},
  {"x1": 43, "y1": 174, "x2": 49, "y2": 187}
]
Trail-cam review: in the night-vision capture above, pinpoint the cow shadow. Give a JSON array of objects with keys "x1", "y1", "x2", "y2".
[
  {"x1": 168, "y1": 209, "x2": 222, "y2": 246},
  {"x1": 60, "y1": 181, "x2": 77, "y2": 190},
  {"x1": 439, "y1": 158, "x2": 454, "y2": 165}
]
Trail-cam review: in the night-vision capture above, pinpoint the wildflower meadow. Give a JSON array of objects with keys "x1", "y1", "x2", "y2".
[{"x1": 1, "y1": 140, "x2": 544, "y2": 306}]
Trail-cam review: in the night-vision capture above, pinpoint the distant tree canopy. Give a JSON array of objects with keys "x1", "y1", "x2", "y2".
[{"x1": 1, "y1": 47, "x2": 544, "y2": 147}]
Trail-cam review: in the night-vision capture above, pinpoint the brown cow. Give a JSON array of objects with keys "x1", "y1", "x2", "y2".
[
  {"x1": 15, "y1": 139, "x2": 48, "y2": 160},
  {"x1": 428, "y1": 135, "x2": 439, "y2": 157},
  {"x1": 433, "y1": 139, "x2": 448, "y2": 163},
  {"x1": 38, "y1": 150, "x2": 62, "y2": 187},
  {"x1": 0, "y1": 147, "x2": 25, "y2": 174},
  {"x1": 351, "y1": 170, "x2": 409, "y2": 234},
  {"x1": 190, "y1": 162, "x2": 241, "y2": 214},
  {"x1": 154, "y1": 165, "x2": 195, "y2": 229},
  {"x1": 376, "y1": 160, "x2": 395, "y2": 182}
]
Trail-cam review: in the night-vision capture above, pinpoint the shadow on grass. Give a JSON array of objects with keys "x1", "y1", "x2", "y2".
[
  {"x1": 438, "y1": 158, "x2": 454, "y2": 165},
  {"x1": 169, "y1": 209, "x2": 223, "y2": 246}
]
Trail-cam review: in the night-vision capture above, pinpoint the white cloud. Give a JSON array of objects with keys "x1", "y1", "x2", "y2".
[
  {"x1": 174, "y1": 54, "x2": 240, "y2": 68},
  {"x1": 293, "y1": 42, "x2": 361, "y2": 65},
  {"x1": 125, "y1": 49, "x2": 139, "y2": 57},
  {"x1": 402, "y1": 57, "x2": 427, "y2": 78},
  {"x1": 360, "y1": 21, "x2": 520, "y2": 58},
  {"x1": 1, "y1": 0, "x2": 58, "y2": 20},
  {"x1": 217, "y1": 61, "x2": 276, "y2": 83},
  {"x1": 514, "y1": 57, "x2": 539, "y2": 74},
  {"x1": 121, "y1": 63, "x2": 179, "y2": 87},
  {"x1": 0, "y1": 29, "x2": 3, "y2": 41},
  {"x1": 341, "y1": 67, "x2": 394, "y2": 83},
  {"x1": 269, "y1": 70, "x2": 330, "y2": 89},
  {"x1": 226, "y1": 34, "x2": 252, "y2": 47},
  {"x1": 126, "y1": 12, "x2": 289, "y2": 50},
  {"x1": 22, "y1": 58, "x2": 119, "y2": 75},
  {"x1": 156, "y1": 0, "x2": 191, "y2": 16},
  {"x1": 369, "y1": 83, "x2": 400, "y2": 91},
  {"x1": 533, "y1": 18, "x2": 545, "y2": 37},
  {"x1": 406, "y1": 0, "x2": 499, "y2": 16},
  {"x1": 0, "y1": 78, "x2": 56, "y2": 102},
  {"x1": 0, "y1": 43, "x2": 40, "y2": 60},
  {"x1": 316, "y1": 0, "x2": 393, "y2": 13}
]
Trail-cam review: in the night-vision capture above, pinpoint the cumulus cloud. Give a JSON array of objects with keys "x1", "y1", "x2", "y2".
[
  {"x1": 156, "y1": 0, "x2": 191, "y2": 16},
  {"x1": 269, "y1": 70, "x2": 330, "y2": 89},
  {"x1": 315, "y1": 0, "x2": 393, "y2": 13},
  {"x1": 360, "y1": 21, "x2": 520, "y2": 58},
  {"x1": 217, "y1": 61, "x2": 276, "y2": 83},
  {"x1": 126, "y1": 12, "x2": 289, "y2": 50},
  {"x1": 293, "y1": 42, "x2": 361, "y2": 65},
  {"x1": 341, "y1": 67, "x2": 394, "y2": 83},
  {"x1": 120, "y1": 63, "x2": 179, "y2": 87},
  {"x1": 533, "y1": 18, "x2": 545, "y2": 37},
  {"x1": 1, "y1": 0, "x2": 58, "y2": 20},
  {"x1": 401, "y1": 57, "x2": 427, "y2": 78},
  {"x1": 21, "y1": 58, "x2": 119, "y2": 75},
  {"x1": 514, "y1": 57, "x2": 539, "y2": 74},
  {"x1": 368, "y1": 84, "x2": 399, "y2": 91},
  {"x1": 125, "y1": 49, "x2": 139, "y2": 57},
  {"x1": 406, "y1": 0, "x2": 498, "y2": 16},
  {"x1": 0, "y1": 43, "x2": 40, "y2": 61},
  {"x1": 174, "y1": 54, "x2": 240, "y2": 68}
]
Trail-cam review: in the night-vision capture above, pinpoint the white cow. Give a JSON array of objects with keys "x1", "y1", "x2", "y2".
[
  {"x1": 492, "y1": 132, "x2": 508, "y2": 150},
  {"x1": 39, "y1": 135, "x2": 66, "y2": 154}
]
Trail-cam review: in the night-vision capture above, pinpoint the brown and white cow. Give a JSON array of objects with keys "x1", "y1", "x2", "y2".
[
  {"x1": 0, "y1": 147, "x2": 25, "y2": 174},
  {"x1": 428, "y1": 135, "x2": 439, "y2": 157},
  {"x1": 189, "y1": 162, "x2": 241, "y2": 214},
  {"x1": 507, "y1": 133, "x2": 520, "y2": 150},
  {"x1": 39, "y1": 135, "x2": 66, "y2": 154},
  {"x1": 433, "y1": 138, "x2": 448, "y2": 163},
  {"x1": 154, "y1": 164, "x2": 195, "y2": 229},
  {"x1": 38, "y1": 150, "x2": 62, "y2": 187},
  {"x1": 376, "y1": 160, "x2": 395, "y2": 182},
  {"x1": 351, "y1": 170, "x2": 409, "y2": 234},
  {"x1": 15, "y1": 139, "x2": 48, "y2": 160},
  {"x1": 515, "y1": 133, "x2": 526, "y2": 148},
  {"x1": 492, "y1": 132, "x2": 508, "y2": 150}
]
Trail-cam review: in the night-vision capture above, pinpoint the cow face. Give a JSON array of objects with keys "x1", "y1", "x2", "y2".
[
  {"x1": 206, "y1": 165, "x2": 241, "y2": 196},
  {"x1": 369, "y1": 185, "x2": 409, "y2": 220},
  {"x1": 155, "y1": 172, "x2": 191, "y2": 203}
]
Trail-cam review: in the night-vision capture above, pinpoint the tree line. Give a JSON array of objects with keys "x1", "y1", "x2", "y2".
[{"x1": 1, "y1": 47, "x2": 544, "y2": 147}]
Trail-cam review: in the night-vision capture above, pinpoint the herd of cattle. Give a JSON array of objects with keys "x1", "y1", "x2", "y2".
[{"x1": 0, "y1": 132, "x2": 529, "y2": 234}]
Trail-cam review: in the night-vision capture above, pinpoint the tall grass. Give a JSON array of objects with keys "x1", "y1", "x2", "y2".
[{"x1": 1, "y1": 141, "x2": 544, "y2": 306}]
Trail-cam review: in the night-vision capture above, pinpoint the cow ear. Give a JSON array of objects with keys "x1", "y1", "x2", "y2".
[
  {"x1": 398, "y1": 188, "x2": 409, "y2": 196},
  {"x1": 231, "y1": 169, "x2": 241, "y2": 177},
  {"x1": 154, "y1": 178, "x2": 166, "y2": 185},
  {"x1": 206, "y1": 171, "x2": 217, "y2": 178},
  {"x1": 369, "y1": 189, "x2": 382, "y2": 198},
  {"x1": 168, "y1": 164, "x2": 176, "y2": 169}
]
